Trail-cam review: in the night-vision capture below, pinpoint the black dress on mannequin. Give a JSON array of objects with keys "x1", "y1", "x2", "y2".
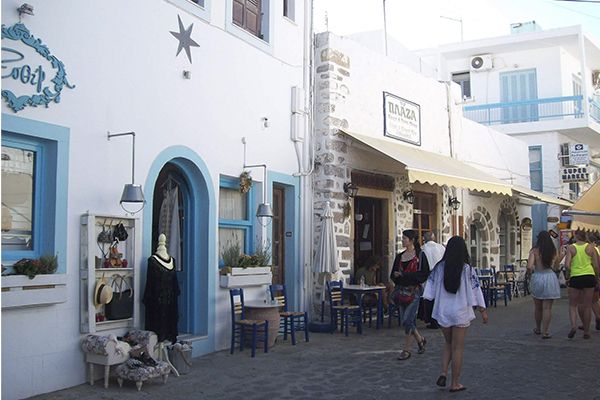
[{"x1": 143, "y1": 255, "x2": 180, "y2": 343}]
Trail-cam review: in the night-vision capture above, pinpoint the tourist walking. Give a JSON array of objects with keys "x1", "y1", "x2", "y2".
[
  {"x1": 565, "y1": 229, "x2": 600, "y2": 339},
  {"x1": 423, "y1": 236, "x2": 488, "y2": 393},
  {"x1": 390, "y1": 229, "x2": 429, "y2": 361},
  {"x1": 421, "y1": 231, "x2": 445, "y2": 329},
  {"x1": 526, "y1": 231, "x2": 561, "y2": 339}
]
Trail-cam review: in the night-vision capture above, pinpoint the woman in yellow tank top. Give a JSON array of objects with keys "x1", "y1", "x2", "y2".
[{"x1": 565, "y1": 230, "x2": 600, "y2": 339}]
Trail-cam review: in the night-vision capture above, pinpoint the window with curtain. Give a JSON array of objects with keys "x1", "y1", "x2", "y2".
[
  {"x1": 528, "y1": 146, "x2": 543, "y2": 192},
  {"x1": 218, "y1": 177, "x2": 253, "y2": 265}
]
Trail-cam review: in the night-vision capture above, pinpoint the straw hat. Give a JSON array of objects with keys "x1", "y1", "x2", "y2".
[{"x1": 93, "y1": 274, "x2": 113, "y2": 308}]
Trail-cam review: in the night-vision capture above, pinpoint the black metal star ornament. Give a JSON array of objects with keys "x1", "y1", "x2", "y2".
[{"x1": 170, "y1": 15, "x2": 200, "y2": 63}]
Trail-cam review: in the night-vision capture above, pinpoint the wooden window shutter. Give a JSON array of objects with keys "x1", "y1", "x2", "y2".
[
  {"x1": 245, "y1": 0, "x2": 261, "y2": 37},
  {"x1": 232, "y1": 0, "x2": 245, "y2": 27},
  {"x1": 232, "y1": 0, "x2": 262, "y2": 38}
]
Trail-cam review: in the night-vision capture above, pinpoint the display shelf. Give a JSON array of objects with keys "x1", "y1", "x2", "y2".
[{"x1": 80, "y1": 213, "x2": 141, "y2": 334}]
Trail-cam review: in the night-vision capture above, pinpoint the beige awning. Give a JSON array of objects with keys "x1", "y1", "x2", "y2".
[
  {"x1": 512, "y1": 185, "x2": 573, "y2": 207},
  {"x1": 342, "y1": 130, "x2": 513, "y2": 195},
  {"x1": 568, "y1": 181, "x2": 600, "y2": 232}
]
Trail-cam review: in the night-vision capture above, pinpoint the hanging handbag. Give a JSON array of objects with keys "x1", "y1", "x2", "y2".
[
  {"x1": 113, "y1": 222, "x2": 129, "y2": 242},
  {"x1": 105, "y1": 274, "x2": 134, "y2": 320}
]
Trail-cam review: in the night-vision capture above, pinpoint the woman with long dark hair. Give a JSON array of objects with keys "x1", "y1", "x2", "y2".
[
  {"x1": 390, "y1": 229, "x2": 430, "y2": 361},
  {"x1": 423, "y1": 236, "x2": 488, "y2": 393},
  {"x1": 526, "y1": 231, "x2": 561, "y2": 339}
]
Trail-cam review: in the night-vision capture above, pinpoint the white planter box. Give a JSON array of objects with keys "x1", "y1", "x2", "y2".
[
  {"x1": 219, "y1": 272, "x2": 273, "y2": 288},
  {"x1": 228, "y1": 267, "x2": 272, "y2": 276},
  {"x1": 1, "y1": 274, "x2": 68, "y2": 309}
]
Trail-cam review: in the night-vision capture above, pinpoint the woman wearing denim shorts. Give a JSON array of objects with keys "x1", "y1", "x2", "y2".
[{"x1": 390, "y1": 229, "x2": 429, "y2": 361}]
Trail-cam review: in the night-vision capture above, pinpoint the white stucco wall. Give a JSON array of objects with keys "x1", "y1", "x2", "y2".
[{"x1": 1, "y1": 1, "x2": 308, "y2": 398}]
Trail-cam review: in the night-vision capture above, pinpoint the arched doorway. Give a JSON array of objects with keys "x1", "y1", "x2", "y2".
[
  {"x1": 152, "y1": 163, "x2": 190, "y2": 333},
  {"x1": 143, "y1": 146, "x2": 216, "y2": 355}
]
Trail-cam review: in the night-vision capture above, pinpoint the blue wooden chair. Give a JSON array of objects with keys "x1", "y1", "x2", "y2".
[
  {"x1": 326, "y1": 280, "x2": 362, "y2": 336},
  {"x1": 229, "y1": 288, "x2": 269, "y2": 357},
  {"x1": 269, "y1": 284, "x2": 309, "y2": 345},
  {"x1": 499, "y1": 264, "x2": 518, "y2": 299},
  {"x1": 481, "y1": 268, "x2": 509, "y2": 307}
]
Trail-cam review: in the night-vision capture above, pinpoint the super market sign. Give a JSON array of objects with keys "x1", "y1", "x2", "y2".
[{"x1": 1, "y1": 23, "x2": 74, "y2": 112}]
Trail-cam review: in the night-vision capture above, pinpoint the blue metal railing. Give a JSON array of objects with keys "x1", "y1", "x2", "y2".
[
  {"x1": 464, "y1": 95, "x2": 584, "y2": 125},
  {"x1": 590, "y1": 98, "x2": 600, "y2": 123}
]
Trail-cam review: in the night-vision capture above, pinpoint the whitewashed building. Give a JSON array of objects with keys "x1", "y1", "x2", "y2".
[
  {"x1": 309, "y1": 31, "x2": 569, "y2": 305},
  {"x1": 417, "y1": 23, "x2": 600, "y2": 238},
  {"x1": 1, "y1": 1, "x2": 312, "y2": 398}
]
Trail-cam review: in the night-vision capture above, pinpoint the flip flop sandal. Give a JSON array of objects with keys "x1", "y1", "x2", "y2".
[
  {"x1": 449, "y1": 386, "x2": 467, "y2": 393},
  {"x1": 533, "y1": 328, "x2": 541, "y2": 335},
  {"x1": 568, "y1": 328, "x2": 577, "y2": 339},
  {"x1": 583, "y1": 334, "x2": 591, "y2": 339},
  {"x1": 542, "y1": 334, "x2": 552, "y2": 339},
  {"x1": 436, "y1": 375, "x2": 447, "y2": 387},
  {"x1": 417, "y1": 338, "x2": 427, "y2": 354},
  {"x1": 397, "y1": 350, "x2": 411, "y2": 360}
]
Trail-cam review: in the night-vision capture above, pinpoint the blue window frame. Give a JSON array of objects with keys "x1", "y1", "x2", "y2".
[
  {"x1": 529, "y1": 145, "x2": 543, "y2": 192},
  {"x1": 1, "y1": 115, "x2": 69, "y2": 273},
  {"x1": 218, "y1": 176, "x2": 254, "y2": 266}
]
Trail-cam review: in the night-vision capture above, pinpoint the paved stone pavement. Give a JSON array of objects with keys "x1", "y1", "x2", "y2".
[{"x1": 33, "y1": 291, "x2": 600, "y2": 400}]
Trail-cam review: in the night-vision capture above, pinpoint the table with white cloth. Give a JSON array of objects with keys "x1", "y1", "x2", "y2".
[{"x1": 343, "y1": 285, "x2": 385, "y2": 329}]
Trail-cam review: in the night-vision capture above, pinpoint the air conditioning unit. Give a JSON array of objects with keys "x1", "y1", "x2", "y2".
[{"x1": 470, "y1": 54, "x2": 493, "y2": 72}]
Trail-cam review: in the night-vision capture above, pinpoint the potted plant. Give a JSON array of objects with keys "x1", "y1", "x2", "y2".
[
  {"x1": 239, "y1": 171, "x2": 253, "y2": 194},
  {"x1": 11, "y1": 254, "x2": 58, "y2": 279},
  {"x1": 219, "y1": 241, "x2": 273, "y2": 288}
]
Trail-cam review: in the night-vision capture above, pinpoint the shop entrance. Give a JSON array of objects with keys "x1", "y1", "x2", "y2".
[
  {"x1": 152, "y1": 162, "x2": 192, "y2": 334},
  {"x1": 353, "y1": 196, "x2": 387, "y2": 282}
]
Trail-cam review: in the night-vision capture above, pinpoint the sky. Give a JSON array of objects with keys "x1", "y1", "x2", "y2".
[{"x1": 314, "y1": 0, "x2": 600, "y2": 50}]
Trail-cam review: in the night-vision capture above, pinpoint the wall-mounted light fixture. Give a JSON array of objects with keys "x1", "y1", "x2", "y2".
[
  {"x1": 107, "y1": 131, "x2": 145, "y2": 214},
  {"x1": 403, "y1": 190, "x2": 414, "y2": 204},
  {"x1": 241, "y1": 137, "x2": 273, "y2": 225},
  {"x1": 448, "y1": 196, "x2": 461, "y2": 211},
  {"x1": 243, "y1": 163, "x2": 273, "y2": 223},
  {"x1": 343, "y1": 182, "x2": 359, "y2": 198}
]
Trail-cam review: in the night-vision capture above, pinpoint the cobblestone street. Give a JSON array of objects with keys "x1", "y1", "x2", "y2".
[{"x1": 33, "y1": 292, "x2": 600, "y2": 400}]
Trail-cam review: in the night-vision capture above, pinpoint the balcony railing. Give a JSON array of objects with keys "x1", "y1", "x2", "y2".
[
  {"x1": 463, "y1": 95, "x2": 588, "y2": 126},
  {"x1": 591, "y1": 98, "x2": 600, "y2": 123}
]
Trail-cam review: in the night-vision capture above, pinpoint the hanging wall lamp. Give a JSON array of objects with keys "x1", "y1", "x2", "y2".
[
  {"x1": 448, "y1": 196, "x2": 461, "y2": 211},
  {"x1": 107, "y1": 131, "x2": 145, "y2": 214},
  {"x1": 403, "y1": 190, "x2": 414, "y2": 204},
  {"x1": 243, "y1": 163, "x2": 273, "y2": 222},
  {"x1": 343, "y1": 182, "x2": 359, "y2": 198}
]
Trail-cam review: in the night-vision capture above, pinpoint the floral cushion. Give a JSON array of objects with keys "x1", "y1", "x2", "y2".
[
  {"x1": 125, "y1": 330, "x2": 153, "y2": 346},
  {"x1": 115, "y1": 359, "x2": 170, "y2": 382},
  {"x1": 81, "y1": 335, "x2": 111, "y2": 356}
]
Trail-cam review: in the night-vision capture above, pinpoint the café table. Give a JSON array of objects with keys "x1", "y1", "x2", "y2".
[
  {"x1": 244, "y1": 300, "x2": 281, "y2": 347},
  {"x1": 343, "y1": 285, "x2": 386, "y2": 329}
]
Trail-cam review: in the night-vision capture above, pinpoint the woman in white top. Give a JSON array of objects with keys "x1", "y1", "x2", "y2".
[{"x1": 423, "y1": 236, "x2": 488, "y2": 393}]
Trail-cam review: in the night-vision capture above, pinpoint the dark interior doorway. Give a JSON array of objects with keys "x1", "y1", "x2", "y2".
[{"x1": 353, "y1": 196, "x2": 386, "y2": 283}]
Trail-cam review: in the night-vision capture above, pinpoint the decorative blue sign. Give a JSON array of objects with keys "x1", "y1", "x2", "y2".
[{"x1": 1, "y1": 23, "x2": 74, "y2": 113}]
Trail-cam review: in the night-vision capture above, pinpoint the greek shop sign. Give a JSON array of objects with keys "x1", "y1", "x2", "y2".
[
  {"x1": 383, "y1": 91, "x2": 421, "y2": 146},
  {"x1": 1, "y1": 23, "x2": 74, "y2": 113}
]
